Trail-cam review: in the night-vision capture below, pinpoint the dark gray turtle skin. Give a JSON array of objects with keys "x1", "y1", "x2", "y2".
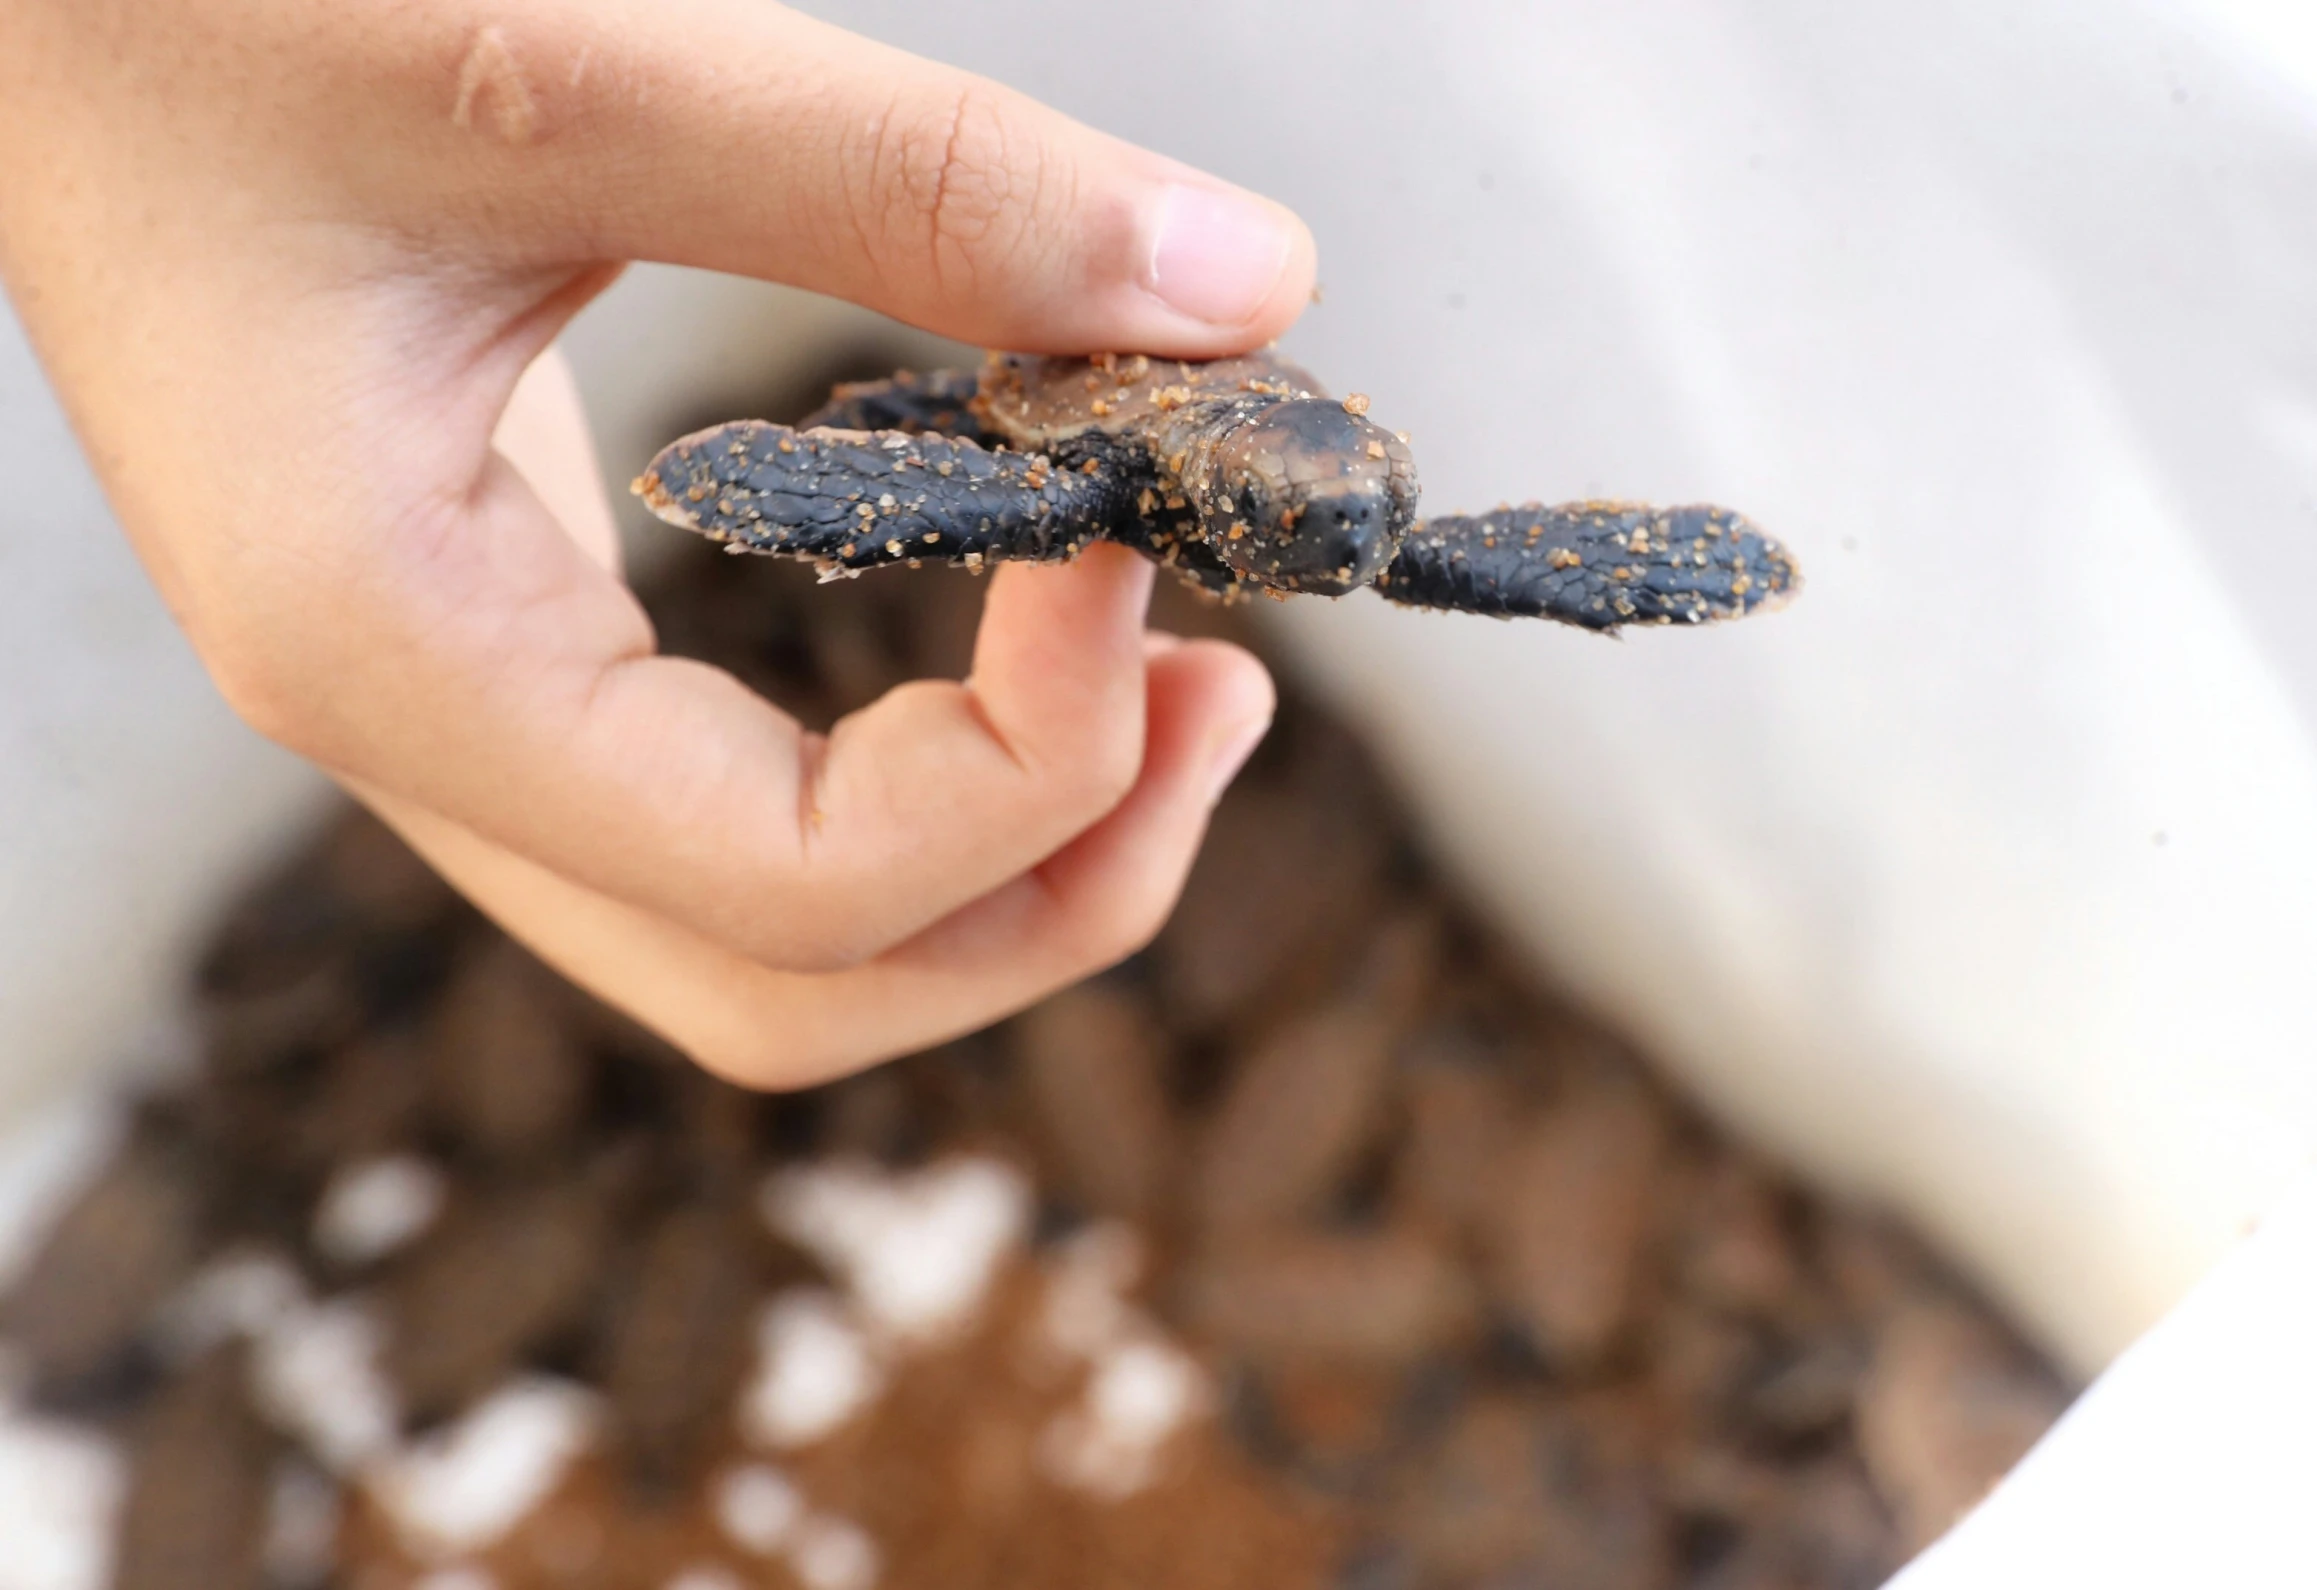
[{"x1": 635, "y1": 351, "x2": 1799, "y2": 631}]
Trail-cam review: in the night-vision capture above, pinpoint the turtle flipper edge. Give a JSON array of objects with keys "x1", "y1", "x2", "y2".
[
  {"x1": 800, "y1": 369, "x2": 992, "y2": 441},
  {"x1": 1373, "y1": 502, "x2": 1799, "y2": 631},
  {"x1": 635, "y1": 421, "x2": 1126, "y2": 577}
]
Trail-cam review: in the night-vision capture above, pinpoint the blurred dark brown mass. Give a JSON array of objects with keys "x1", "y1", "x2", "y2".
[{"x1": 0, "y1": 524, "x2": 2056, "y2": 1590}]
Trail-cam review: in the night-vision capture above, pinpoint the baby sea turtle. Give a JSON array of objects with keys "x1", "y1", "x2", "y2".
[{"x1": 636, "y1": 351, "x2": 1798, "y2": 631}]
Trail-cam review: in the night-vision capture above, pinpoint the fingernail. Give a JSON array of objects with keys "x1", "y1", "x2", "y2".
[
  {"x1": 1202, "y1": 708, "x2": 1273, "y2": 805},
  {"x1": 1146, "y1": 184, "x2": 1296, "y2": 327}
]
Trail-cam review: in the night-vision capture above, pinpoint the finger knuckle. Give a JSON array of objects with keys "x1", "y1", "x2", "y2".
[
  {"x1": 688, "y1": 1036, "x2": 806, "y2": 1094},
  {"x1": 876, "y1": 81, "x2": 1046, "y2": 287},
  {"x1": 686, "y1": 1033, "x2": 782, "y2": 1090},
  {"x1": 1030, "y1": 731, "x2": 1141, "y2": 834},
  {"x1": 752, "y1": 914, "x2": 880, "y2": 977},
  {"x1": 1076, "y1": 872, "x2": 1180, "y2": 970},
  {"x1": 685, "y1": 1013, "x2": 881, "y2": 1096},
  {"x1": 1085, "y1": 716, "x2": 1147, "y2": 810},
  {"x1": 202, "y1": 632, "x2": 330, "y2": 756},
  {"x1": 730, "y1": 870, "x2": 908, "y2": 975}
]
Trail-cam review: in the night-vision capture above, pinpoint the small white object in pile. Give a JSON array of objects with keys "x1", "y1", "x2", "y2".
[
  {"x1": 1035, "y1": 1222, "x2": 1212, "y2": 1499},
  {"x1": 261, "y1": 1464, "x2": 342, "y2": 1590},
  {"x1": 714, "y1": 1461, "x2": 805, "y2": 1553},
  {"x1": 789, "y1": 1514, "x2": 882, "y2": 1590},
  {"x1": 742, "y1": 1155, "x2": 1035, "y2": 1450},
  {"x1": 151, "y1": 1249, "x2": 305, "y2": 1362},
  {"x1": 410, "y1": 1568, "x2": 500, "y2": 1590},
  {"x1": 312, "y1": 1154, "x2": 447, "y2": 1268},
  {"x1": 364, "y1": 1376, "x2": 601, "y2": 1563},
  {"x1": 132, "y1": 1248, "x2": 406, "y2": 1482},
  {"x1": 739, "y1": 1290, "x2": 883, "y2": 1449},
  {"x1": 1036, "y1": 1221, "x2": 1144, "y2": 1362},
  {"x1": 726, "y1": 1154, "x2": 1044, "y2": 1588},
  {"x1": 252, "y1": 1295, "x2": 401, "y2": 1475},
  {"x1": 762, "y1": 1156, "x2": 1032, "y2": 1344},
  {"x1": 0, "y1": 1408, "x2": 122, "y2": 1590},
  {"x1": 1042, "y1": 1340, "x2": 1210, "y2": 1500},
  {"x1": 714, "y1": 1462, "x2": 876, "y2": 1590}
]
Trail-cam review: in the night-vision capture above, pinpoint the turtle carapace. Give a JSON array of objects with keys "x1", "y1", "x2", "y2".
[{"x1": 635, "y1": 350, "x2": 1798, "y2": 631}]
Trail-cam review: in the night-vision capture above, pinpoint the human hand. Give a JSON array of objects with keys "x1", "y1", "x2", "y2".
[{"x1": 0, "y1": 0, "x2": 1308, "y2": 1086}]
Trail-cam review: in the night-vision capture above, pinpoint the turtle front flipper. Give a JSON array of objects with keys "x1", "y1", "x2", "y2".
[
  {"x1": 636, "y1": 421, "x2": 1127, "y2": 576},
  {"x1": 800, "y1": 368, "x2": 992, "y2": 441},
  {"x1": 1373, "y1": 502, "x2": 1799, "y2": 631}
]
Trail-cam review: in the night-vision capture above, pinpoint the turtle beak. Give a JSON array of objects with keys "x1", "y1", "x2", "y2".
[{"x1": 1273, "y1": 482, "x2": 1401, "y2": 594}]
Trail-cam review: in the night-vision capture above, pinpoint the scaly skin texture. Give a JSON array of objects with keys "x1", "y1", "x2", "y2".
[
  {"x1": 1379, "y1": 503, "x2": 1798, "y2": 630},
  {"x1": 640, "y1": 423, "x2": 1125, "y2": 576},
  {"x1": 804, "y1": 368, "x2": 994, "y2": 441},
  {"x1": 636, "y1": 351, "x2": 1799, "y2": 629}
]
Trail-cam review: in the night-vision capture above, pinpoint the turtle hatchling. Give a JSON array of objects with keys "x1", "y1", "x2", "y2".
[{"x1": 636, "y1": 351, "x2": 1799, "y2": 631}]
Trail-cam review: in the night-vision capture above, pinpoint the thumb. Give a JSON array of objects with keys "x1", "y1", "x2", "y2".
[{"x1": 411, "y1": 2, "x2": 1316, "y2": 355}]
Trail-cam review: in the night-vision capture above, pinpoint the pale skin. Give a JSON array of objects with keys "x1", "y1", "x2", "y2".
[{"x1": 0, "y1": 1, "x2": 1315, "y2": 1087}]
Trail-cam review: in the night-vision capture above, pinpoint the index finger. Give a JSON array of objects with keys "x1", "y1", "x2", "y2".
[{"x1": 283, "y1": 439, "x2": 1171, "y2": 970}]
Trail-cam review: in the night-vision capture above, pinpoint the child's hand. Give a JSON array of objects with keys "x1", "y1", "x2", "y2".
[{"x1": 0, "y1": 0, "x2": 1306, "y2": 1086}]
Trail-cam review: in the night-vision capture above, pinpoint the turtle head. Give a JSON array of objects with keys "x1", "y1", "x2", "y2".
[{"x1": 1205, "y1": 398, "x2": 1419, "y2": 595}]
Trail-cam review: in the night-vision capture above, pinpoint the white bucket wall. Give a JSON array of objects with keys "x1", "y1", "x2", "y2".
[
  {"x1": 0, "y1": 316, "x2": 323, "y2": 1123},
  {"x1": 767, "y1": 0, "x2": 2317, "y2": 1375}
]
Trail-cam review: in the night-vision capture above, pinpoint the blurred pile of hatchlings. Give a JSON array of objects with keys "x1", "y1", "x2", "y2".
[{"x1": 0, "y1": 529, "x2": 2068, "y2": 1590}]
